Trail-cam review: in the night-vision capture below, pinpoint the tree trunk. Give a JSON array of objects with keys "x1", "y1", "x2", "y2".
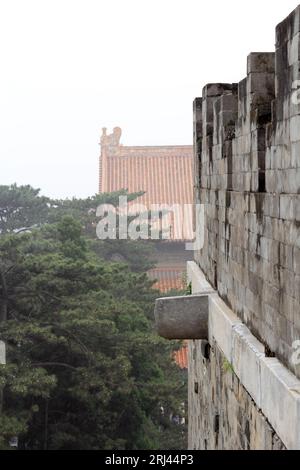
[
  {"x1": 44, "y1": 399, "x2": 49, "y2": 450},
  {"x1": 0, "y1": 267, "x2": 7, "y2": 417}
]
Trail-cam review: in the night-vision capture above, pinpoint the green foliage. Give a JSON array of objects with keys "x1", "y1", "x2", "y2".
[
  {"x1": 186, "y1": 283, "x2": 192, "y2": 296},
  {"x1": 0, "y1": 184, "x2": 50, "y2": 234},
  {"x1": 0, "y1": 185, "x2": 187, "y2": 450},
  {"x1": 49, "y1": 189, "x2": 157, "y2": 273},
  {"x1": 222, "y1": 358, "x2": 234, "y2": 375}
]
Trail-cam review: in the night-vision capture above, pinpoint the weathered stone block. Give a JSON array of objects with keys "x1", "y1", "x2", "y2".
[
  {"x1": 291, "y1": 141, "x2": 300, "y2": 168},
  {"x1": 288, "y1": 32, "x2": 300, "y2": 66},
  {"x1": 280, "y1": 194, "x2": 299, "y2": 221},
  {"x1": 290, "y1": 115, "x2": 300, "y2": 142},
  {"x1": 247, "y1": 53, "x2": 275, "y2": 74},
  {"x1": 209, "y1": 295, "x2": 242, "y2": 361},
  {"x1": 264, "y1": 194, "x2": 280, "y2": 218},
  {"x1": 294, "y1": 246, "x2": 300, "y2": 275},
  {"x1": 279, "y1": 242, "x2": 294, "y2": 271},
  {"x1": 260, "y1": 357, "x2": 300, "y2": 449},
  {"x1": 232, "y1": 324, "x2": 265, "y2": 408},
  {"x1": 203, "y1": 83, "x2": 235, "y2": 98},
  {"x1": 276, "y1": 6, "x2": 300, "y2": 47},
  {"x1": 282, "y1": 168, "x2": 300, "y2": 193},
  {"x1": 154, "y1": 295, "x2": 209, "y2": 340}
]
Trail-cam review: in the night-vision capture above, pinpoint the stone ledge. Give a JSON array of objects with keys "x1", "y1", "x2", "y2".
[
  {"x1": 260, "y1": 357, "x2": 300, "y2": 450},
  {"x1": 154, "y1": 294, "x2": 209, "y2": 340},
  {"x1": 187, "y1": 261, "x2": 215, "y2": 294},
  {"x1": 232, "y1": 324, "x2": 265, "y2": 409},
  {"x1": 209, "y1": 296, "x2": 241, "y2": 361}
]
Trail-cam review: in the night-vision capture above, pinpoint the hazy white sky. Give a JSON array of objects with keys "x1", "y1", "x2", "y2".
[{"x1": 0, "y1": 0, "x2": 298, "y2": 198}]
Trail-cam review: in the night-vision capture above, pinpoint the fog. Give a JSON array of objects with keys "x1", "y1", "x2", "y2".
[{"x1": 0, "y1": 0, "x2": 298, "y2": 197}]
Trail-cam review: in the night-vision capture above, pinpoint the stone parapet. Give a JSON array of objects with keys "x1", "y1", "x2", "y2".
[{"x1": 193, "y1": 5, "x2": 300, "y2": 377}]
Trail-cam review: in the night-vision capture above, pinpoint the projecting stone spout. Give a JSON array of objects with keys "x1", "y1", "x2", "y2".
[{"x1": 154, "y1": 295, "x2": 209, "y2": 340}]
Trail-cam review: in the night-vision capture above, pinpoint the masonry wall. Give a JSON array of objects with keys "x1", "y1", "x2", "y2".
[
  {"x1": 188, "y1": 339, "x2": 285, "y2": 450},
  {"x1": 193, "y1": 6, "x2": 300, "y2": 379}
]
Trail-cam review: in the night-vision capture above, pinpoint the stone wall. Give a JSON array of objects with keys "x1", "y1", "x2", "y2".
[
  {"x1": 193, "y1": 6, "x2": 300, "y2": 378},
  {"x1": 188, "y1": 338, "x2": 285, "y2": 450}
]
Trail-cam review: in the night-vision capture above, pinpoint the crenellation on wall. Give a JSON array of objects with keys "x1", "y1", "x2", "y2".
[
  {"x1": 247, "y1": 52, "x2": 275, "y2": 75},
  {"x1": 194, "y1": 7, "x2": 300, "y2": 378},
  {"x1": 139, "y1": 5, "x2": 300, "y2": 450},
  {"x1": 185, "y1": 5, "x2": 300, "y2": 450}
]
